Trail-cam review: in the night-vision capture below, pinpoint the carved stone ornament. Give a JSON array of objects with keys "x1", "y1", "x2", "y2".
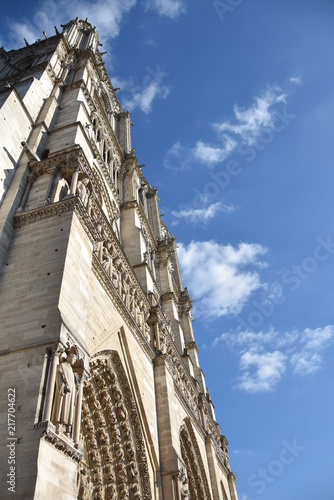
[
  {"x1": 78, "y1": 350, "x2": 151, "y2": 500},
  {"x1": 180, "y1": 418, "x2": 212, "y2": 500}
]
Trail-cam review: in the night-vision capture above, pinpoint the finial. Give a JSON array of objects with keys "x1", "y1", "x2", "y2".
[
  {"x1": 54, "y1": 26, "x2": 59, "y2": 35},
  {"x1": 24, "y1": 38, "x2": 29, "y2": 46}
]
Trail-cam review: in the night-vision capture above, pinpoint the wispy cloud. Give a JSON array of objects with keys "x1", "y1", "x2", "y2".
[
  {"x1": 289, "y1": 76, "x2": 302, "y2": 85},
  {"x1": 171, "y1": 201, "x2": 234, "y2": 224},
  {"x1": 193, "y1": 136, "x2": 237, "y2": 167},
  {"x1": 115, "y1": 69, "x2": 170, "y2": 114},
  {"x1": 238, "y1": 350, "x2": 287, "y2": 393},
  {"x1": 163, "y1": 140, "x2": 192, "y2": 170},
  {"x1": 214, "y1": 325, "x2": 334, "y2": 392},
  {"x1": 124, "y1": 80, "x2": 169, "y2": 114},
  {"x1": 177, "y1": 240, "x2": 267, "y2": 319},
  {"x1": 164, "y1": 135, "x2": 237, "y2": 170},
  {"x1": 213, "y1": 86, "x2": 287, "y2": 146},
  {"x1": 145, "y1": 0, "x2": 186, "y2": 18},
  {"x1": 164, "y1": 85, "x2": 290, "y2": 170}
]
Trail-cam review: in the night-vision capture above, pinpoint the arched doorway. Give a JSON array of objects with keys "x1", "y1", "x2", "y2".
[
  {"x1": 180, "y1": 418, "x2": 212, "y2": 500},
  {"x1": 78, "y1": 350, "x2": 151, "y2": 499}
]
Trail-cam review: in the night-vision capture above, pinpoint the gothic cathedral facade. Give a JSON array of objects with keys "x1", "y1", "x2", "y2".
[{"x1": 0, "y1": 19, "x2": 238, "y2": 500}]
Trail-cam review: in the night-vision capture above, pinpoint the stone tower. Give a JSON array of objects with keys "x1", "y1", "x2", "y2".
[{"x1": 0, "y1": 19, "x2": 238, "y2": 500}]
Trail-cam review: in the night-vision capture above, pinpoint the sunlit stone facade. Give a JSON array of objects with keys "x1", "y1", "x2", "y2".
[{"x1": 0, "y1": 19, "x2": 238, "y2": 500}]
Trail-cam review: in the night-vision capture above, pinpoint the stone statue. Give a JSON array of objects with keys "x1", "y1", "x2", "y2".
[
  {"x1": 76, "y1": 178, "x2": 90, "y2": 206},
  {"x1": 180, "y1": 468, "x2": 189, "y2": 500},
  {"x1": 102, "y1": 242, "x2": 111, "y2": 273},
  {"x1": 51, "y1": 350, "x2": 78, "y2": 434},
  {"x1": 77, "y1": 465, "x2": 93, "y2": 500}
]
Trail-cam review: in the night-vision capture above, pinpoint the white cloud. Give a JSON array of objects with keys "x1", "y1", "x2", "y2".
[
  {"x1": 214, "y1": 328, "x2": 278, "y2": 349},
  {"x1": 177, "y1": 240, "x2": 267, "y2": 318},
  {"x1": 6, "y1": 0, "x2": 137, "y2": 48},
  {"x1": 123, "y1": 79, "x2": 170, "y2": 114},
  {"x1": 193, "y1": 136, "x2": 237, "y2": 167},
  {"x1": 145, "y1": 0, "x2": 186, "y2": 18},
  {"x1": 238, "y1": 350, "x2": 287, "y2": 393},
  {"x1": 291, "y1": 325, "x2": 334, "y2": 375},
  {"x1": 115, "y1": 69, "x2": 170, "y2": 114},
  {"x1": 5, "y1": 0, "x2": 185, "y2": 49},
  {"x1": 290, "y1": 352, "x2": 321, "y2": 375},
  {"x1": 167, "y1": 86, "x2": 290, "y2": 170},
  {"x1": 213, "y1": 86, "x2": 287, "y2": 146},
  {"x1": 303, "y1": 325, "x2": 334, "y2": 350},
  {"x1": 215, "y1": 325, "x2": 334, "y2": 392},
  {"x1": 289, "y1": 76, "x2": 302, "y2": 85},
  {"x1": 171, "y1": 201, "x2": 234, "y2": 223}
]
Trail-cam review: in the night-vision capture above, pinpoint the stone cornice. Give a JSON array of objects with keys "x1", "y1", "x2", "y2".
[
  {"x1": 161, "y1": 290, "x2": 180, "y2": 306},
  {"x1": 186, "y1": 340, "x2": 199, "y2": 353},
  {"x1": 14, "y1": 196, "x2": 100, "y2": 245},
  {"x1": 28, "y1": 143, "x2": 90, "y2": 176}
]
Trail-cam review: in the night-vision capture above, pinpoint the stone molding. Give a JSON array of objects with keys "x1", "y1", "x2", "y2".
[
  {"x1": 14, "y1": 196, "x2": 100, "y2": 244},
  {"x1": 40, "y1": 421, "x2": 84, "y2": 463}
]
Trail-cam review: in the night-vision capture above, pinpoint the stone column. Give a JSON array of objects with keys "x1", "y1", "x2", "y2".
[
  {"x1": 70, "y1": 169, "x2": 79, "y2": 195},
  {"x1": 87, "y1": 195, "x2": 92, "y2": 215},
  {"x1": 110, "y1": 160, "x2": 114, "y2": 181},
  {"x1": 73, "y1": 377, "x2": 84, "y2": 445},
  {"x1": 173, "y1": 474, "x2": 181, "y2": 500},
  {"x1": 44, "y1": 168, "x2": 57, "y2": 204},
  {"x1": 115, "y1": 169, "x2": 118, "y2": 192},
  {"x1": 19, "y1": 174, "x2": 35, "y2": 211},
  {"x1": 42, "y1": 349, "x2": 60, "y2": 421},
  {"x1": 228, "y1": 472, "x2": 238, "y2": 500},
  {"x1": 154, "y1": 323, "x2": 160, "y2": 350},
  {"x1": 98, "y1": 240, "x2": 103, "y2": 261}
]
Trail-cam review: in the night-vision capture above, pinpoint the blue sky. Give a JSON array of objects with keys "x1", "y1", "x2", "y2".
[{"x1": 2, "y1": 1, "x2": 334, "y2": 498}]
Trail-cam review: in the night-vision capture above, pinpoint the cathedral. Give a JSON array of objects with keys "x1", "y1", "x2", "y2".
[{"x1": 0, "y1": 19, "x2": 238, "y2": 500}]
